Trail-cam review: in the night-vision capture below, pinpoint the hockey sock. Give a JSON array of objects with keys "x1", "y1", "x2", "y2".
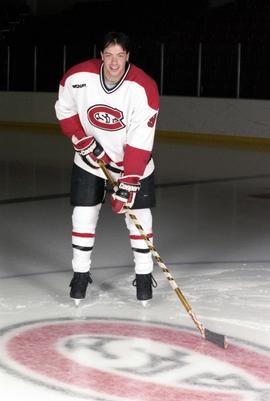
[
  {"x1": 125, "y1": 208, "x2": 154, "y2": 274},
  {"x1": 72, "y1": 204, "x2": 101, "y2": 272}
]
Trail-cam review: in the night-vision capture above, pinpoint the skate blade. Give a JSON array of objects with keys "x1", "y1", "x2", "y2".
[
  {"x1": 74, "y1": 299, "x2": 81, "y2": 306},
  {"x1": 141, "y1": 300, "x2": 149, "y2": 307}
]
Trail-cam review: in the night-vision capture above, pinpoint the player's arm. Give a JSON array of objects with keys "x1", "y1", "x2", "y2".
[
  {"x1": 55, "y1": 81, "x2": 86, "y2": 140},
  {"x1": 55, "y1": 80, "x2": 110, "y2": 168}
]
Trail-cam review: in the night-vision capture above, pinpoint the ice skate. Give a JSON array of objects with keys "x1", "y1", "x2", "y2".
[
  {"x1": 132, "y1": 273, "x2": 157, "y2": 306},
  {"x1": 69, "y1": 272, "x2": 92, "y2": 306}
]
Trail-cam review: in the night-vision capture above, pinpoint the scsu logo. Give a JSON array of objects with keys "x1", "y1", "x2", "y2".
[
  {"x1": 1, "y1": 318, "x2": 270, "y2": 401},
  {"x1": 88, "y1": 104, "x2": 125, "y2": 130}
]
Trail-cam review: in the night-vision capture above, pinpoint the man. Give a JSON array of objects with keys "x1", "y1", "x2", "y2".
[{"x1": 55, "y1": 32, "x2": 159, "y2": 305}]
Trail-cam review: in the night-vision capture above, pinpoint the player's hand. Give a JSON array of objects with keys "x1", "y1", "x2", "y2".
[
  {"x1": 72, "y1": 136, "x2": 111, "y2": 168},
  {"x1": 111, "y1": 175, "x2": 140, "y2": 214}
]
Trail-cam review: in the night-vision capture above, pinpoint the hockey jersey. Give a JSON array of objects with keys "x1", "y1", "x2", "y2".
[{"x1": 55, "y1": 59, "x2": 159, "y2": 179}]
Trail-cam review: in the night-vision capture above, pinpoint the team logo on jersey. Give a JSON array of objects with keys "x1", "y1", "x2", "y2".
[
  {"x1": 147, "y1": 113, "x2": 157, "y2": 127},
  {"x1": 88, "y1": 105, "x2": 125, "y2": 131}
]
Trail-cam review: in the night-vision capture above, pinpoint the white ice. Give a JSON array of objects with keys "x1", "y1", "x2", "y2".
[{"x1": 0, "y1": 128, "x2": 270, "y2": 401}]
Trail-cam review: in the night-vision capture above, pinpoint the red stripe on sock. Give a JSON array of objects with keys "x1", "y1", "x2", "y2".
[
  {"x1": 72, "y1": 231, "x2": 95, "y2": 238},
  {"x1": 129, "y1": 234, "x2": 153, "y2": 240}
]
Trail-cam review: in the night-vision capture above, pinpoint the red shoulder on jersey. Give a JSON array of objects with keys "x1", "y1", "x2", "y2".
[
  {"x1": 60, "y1": 59, "x2": 102, "y2": 86},
  {"x1": 126, "y1": 64, "x2": 159, "y2": 110}
]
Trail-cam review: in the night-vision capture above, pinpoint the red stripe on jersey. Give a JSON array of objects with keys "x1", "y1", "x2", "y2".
[
  {"x1": 60, "y1": 59, "x2": 101, "y2": 86},
  {"x1": 59, "y1": 114, "x2": 86, "y2": 139},
  {"x1": 124, "y1": 145, "x2": 151, "y2": 176},
  {"x1": 129, "y1": 234, "x2": 153, "y2": 240},
  {"x1": 126, "y1": 64, "x2": 159, "y2": 110},
  {"x1": 72, "y1": 232, "x2": 95, "y2": 238}
]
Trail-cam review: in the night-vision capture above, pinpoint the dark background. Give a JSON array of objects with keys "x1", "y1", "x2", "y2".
[{"x1": 1, "y1": 0, "x2": 270, "y2": 98}]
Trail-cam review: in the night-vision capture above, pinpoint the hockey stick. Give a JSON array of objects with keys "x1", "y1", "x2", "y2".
[{"x1": 98, "y1": 160, "x2": 228, "y2": 349}]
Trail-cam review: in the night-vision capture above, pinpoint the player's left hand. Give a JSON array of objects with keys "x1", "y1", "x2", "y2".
[{"x1": 111, "y1": 175, "x2": 141, "y2": 214}]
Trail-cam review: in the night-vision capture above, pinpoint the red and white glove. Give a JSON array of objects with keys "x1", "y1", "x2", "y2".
[
  {"x1": 72, "y1": 135, "x2": 111, "y2": 168},
  {"x1": 111, "y1": 174, "x2": 141, "y2": 214}
]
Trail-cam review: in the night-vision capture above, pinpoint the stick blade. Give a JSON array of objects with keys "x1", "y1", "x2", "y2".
[{"x1": 204, "y1": 328, "x2": 228, "y2": 349}]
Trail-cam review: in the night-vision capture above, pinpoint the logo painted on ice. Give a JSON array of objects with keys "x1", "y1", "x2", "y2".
[
  {"x1": 88, "y1": 104, "x2": 125, "y2": 131},
  {"x1": 0, "y1": 318, "x2": 270, "y2": 401}
]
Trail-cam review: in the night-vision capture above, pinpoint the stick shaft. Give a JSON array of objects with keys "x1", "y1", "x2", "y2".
[{"x1": 98, "y1": 160, "x2": 205, "y2": 337}]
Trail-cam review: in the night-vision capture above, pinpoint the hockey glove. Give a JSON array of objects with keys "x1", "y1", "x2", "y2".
[
  {"x1": 111, "y1": 175, "x2": 141, "y2": 214},
  {"x1": 72, "y1": 136, "x2": 111, "y2": 168}
]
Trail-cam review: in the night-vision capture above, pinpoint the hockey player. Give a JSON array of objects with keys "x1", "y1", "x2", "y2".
[{"x1": 55, "y1": 31, "x2": 159, "y2": 305}]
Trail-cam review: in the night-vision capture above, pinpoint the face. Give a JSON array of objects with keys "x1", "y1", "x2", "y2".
[{"x1": 101, "y1": 43, "x2": 129, "y2": 82}]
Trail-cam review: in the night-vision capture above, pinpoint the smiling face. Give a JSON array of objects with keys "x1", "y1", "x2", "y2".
[{"x1": 101, "y1": 43, "x2": 129, "y2": 83}]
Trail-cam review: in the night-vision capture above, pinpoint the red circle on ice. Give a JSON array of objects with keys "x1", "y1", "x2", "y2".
[{"x1": 3, "y1": 319, "x2": 270, "y2": 401}]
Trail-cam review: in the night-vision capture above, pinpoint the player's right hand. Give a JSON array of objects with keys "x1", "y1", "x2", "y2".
[{"x1": 72, "y1": 136, "x2": 111, "y2": 168}]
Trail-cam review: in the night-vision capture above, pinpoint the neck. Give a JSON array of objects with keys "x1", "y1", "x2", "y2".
[{"x1": 105, "y1": 77, "x2": 118, "y2": 84}]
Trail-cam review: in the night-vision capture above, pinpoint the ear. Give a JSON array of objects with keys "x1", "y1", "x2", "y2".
[
  {"x1": 126, "y1": 52, "x2": 130, "y2": 62},
  {"x1": 100, "y1": 51, "x2": 104, "y2": 60}
]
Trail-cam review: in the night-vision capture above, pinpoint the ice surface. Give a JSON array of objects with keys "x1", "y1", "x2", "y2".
[{"x1": 0, "y1": 129, "x2": 270, "y2": 401}]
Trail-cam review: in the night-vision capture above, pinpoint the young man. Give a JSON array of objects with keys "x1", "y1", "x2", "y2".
[{"x1": 55, "y1": 32, "x2": 159, "y2": 305}]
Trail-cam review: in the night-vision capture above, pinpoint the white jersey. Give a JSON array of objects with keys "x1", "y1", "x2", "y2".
[{"x1": 55, "y1": 59, "x2": 159, "y2": 179}]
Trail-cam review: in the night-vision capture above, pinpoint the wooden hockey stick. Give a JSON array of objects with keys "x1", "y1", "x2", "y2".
[{"x1": 98, "y1": 160, "x2": 228, "y2": 349}]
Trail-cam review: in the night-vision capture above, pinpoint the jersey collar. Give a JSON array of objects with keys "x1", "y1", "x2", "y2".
[{"x1": 100, "y1": 62, "x2": 130, "y2": 93}]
